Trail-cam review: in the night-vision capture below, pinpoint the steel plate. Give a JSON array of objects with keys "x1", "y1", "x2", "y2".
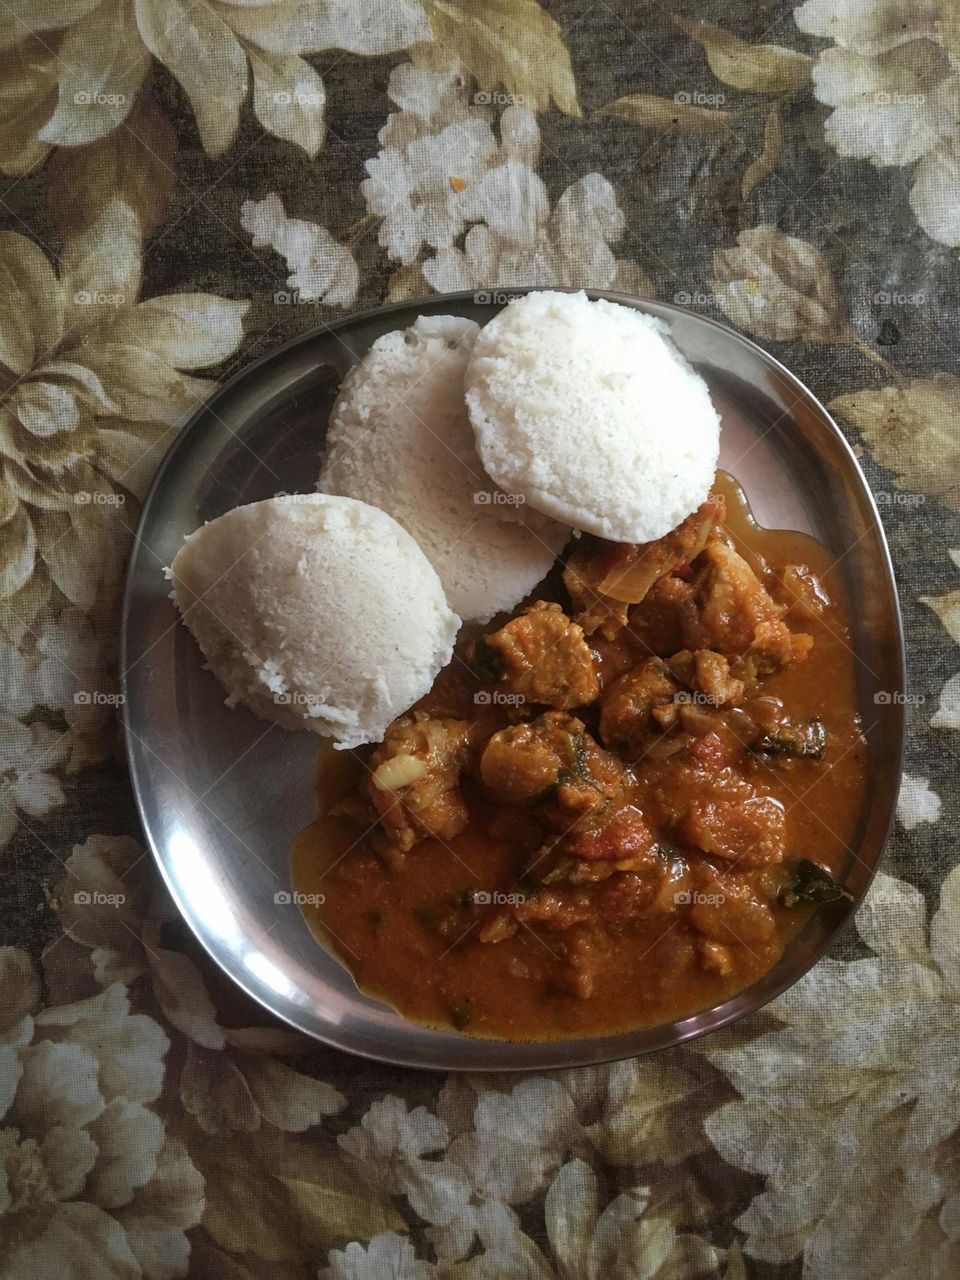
[{"x1": 122, "y1": 289, "x2": 905, "y2": 1070}]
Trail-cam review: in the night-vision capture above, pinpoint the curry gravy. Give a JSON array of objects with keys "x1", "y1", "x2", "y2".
[{"x1": 292, "y1": 474, "x2": 867, "y2": 1039}]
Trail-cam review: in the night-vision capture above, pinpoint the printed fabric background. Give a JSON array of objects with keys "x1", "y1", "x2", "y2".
[{"x1": 1, "y1": 0, "x2": 959, "y2": 1276}]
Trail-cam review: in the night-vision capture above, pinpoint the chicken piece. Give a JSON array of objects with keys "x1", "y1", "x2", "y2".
[
  {"x1": 693, "y1": 649, "x2": 746, "y2": 708},
  {"x1": 601, "y1": 495, "x2": 725, "y2": 602},
  {"x1": 477, "y1": 885, "x2": 594, "y2": 943},
  {"x1": 480, "y1": 711, "x2": 621, "y2": 816},
  {"x1": 560, "y1": 803, "x2": 655, "y2": 863},
  {"x1": 649, "y1": 731, "x2": 787, "y2": 866},
  {"x1": 551, "y1": 928, "x2": 604, "y2": 999},
  {"x1": 552, "y1": 742, "x2": 627, "y2": 822},
  {"x1": 482, "y1": 902, "x2": 603, "y2": 998},
  {"x1": 477, "y1": 601, "x2": 600, "y2": 710},
  {"x1": 480, "y1": 711, "x2": 652, "y2": 864},
  {"x1": 627, "y1": 573, "x2": 700, "y2": 657},
  {"x1": 653, "y1": 650, "x2": 744, "y2": 725},
  {"x1": 480, "y1": 712, "x2": 585, "y2": 805},
  {"x1": 368, "y1": 712, "x2": 473, "y2": 854},
  {"x1": 683, "y1": 536, "x2": 812, "y2": 673},
  {"x1": 599, "y1": 658, "x2": 680, "y2": 749},
  {"x1": 515, "y1": 888, "x2": 596, "y2": 931},
  {"x1": 563, "y1": 494, "x2": 724, "y2": 638},
  {"x1": 679, "y1": 791, "x2": 786, "y2": 866},
  {"x1": 688, "y1": 866, "x2": 777, "y2": 944}
]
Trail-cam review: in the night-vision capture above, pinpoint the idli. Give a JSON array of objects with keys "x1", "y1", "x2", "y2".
[
  {"x1": 318, "y1": 314, "x2": 569, "y2": 622},
  {"x1": 464, "y1": 291, "x2": 721, "y2": 543},
  {"x1": 169, "y1": 494, "x2": 459, "y2": 748}
]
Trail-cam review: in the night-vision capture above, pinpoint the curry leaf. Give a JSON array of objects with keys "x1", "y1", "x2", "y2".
[
  {"x1": 754, "y1": 717, "x2": 826, "y2": 760},
  {"x1": 779, "y1": 859, "x2": 852, "y2": 908},
  {"x1": 472, "y1": 635, "x2": 505, "y2": 683}
]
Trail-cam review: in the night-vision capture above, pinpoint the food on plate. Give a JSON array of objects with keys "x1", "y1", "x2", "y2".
[
  {"x1": 464, "y1": 290, "x2": 721, "y2": 542},
  {"x1": 163, "y1": 288, "x2": 868, "y2": 1043},
  {"x1": 293, "y1": 474, "x2": 866, "y2": 1039},
  {"x1": 169, "y1": 494, "x2": 459, "y2": 747},
  {"x1": 318, "y1": 314, "x2": 569, "y2": 621}
]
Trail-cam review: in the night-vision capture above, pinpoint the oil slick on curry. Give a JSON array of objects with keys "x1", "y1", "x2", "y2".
[{"x1": 293, "y1": 474, "x2": 866, "y2": 1040}]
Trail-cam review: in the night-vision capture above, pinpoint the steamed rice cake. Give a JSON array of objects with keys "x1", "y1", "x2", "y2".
[
  {"x1": 464, "y1": 290, "x2": 721, "y2": 543},
  {"x1": 170, "y1": 494, "x2": 459, "y2": 748},
  {"x1": 318, "y1": 314, "x2": 569, "y2": 622}
]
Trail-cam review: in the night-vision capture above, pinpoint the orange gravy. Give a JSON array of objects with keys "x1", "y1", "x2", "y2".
[{"x1": 292, "y1": 475, "x2": 867, "y2": 1039}]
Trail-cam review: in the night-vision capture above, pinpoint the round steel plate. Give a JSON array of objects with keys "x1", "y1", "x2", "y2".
[{"x1": 122, "y1": 289, "x2": 905, "y2": 1070}]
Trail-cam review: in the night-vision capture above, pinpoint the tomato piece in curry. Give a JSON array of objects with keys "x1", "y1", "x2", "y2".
[{"x1": 292, "y1": 474, "x2": 867, "y2": 1040}]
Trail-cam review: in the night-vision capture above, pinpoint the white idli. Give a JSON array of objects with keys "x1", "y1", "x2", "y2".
[
  {"x1": 318, "y1": 314, "x2": 569, "y2": 622},
  {"x1": 169, "y1": 494, "x2": 459, "y2": 748},
  {"x1": 464, "y1": 290, "x2": 721, "y2": 543}
]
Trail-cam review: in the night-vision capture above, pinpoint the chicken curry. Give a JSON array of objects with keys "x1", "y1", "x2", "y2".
[{"x1": 292, "y1": 474, "x2": 866, "y2": 1040}]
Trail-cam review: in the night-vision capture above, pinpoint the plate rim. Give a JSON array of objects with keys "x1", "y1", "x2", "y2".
[{"x1": 121, "y1": 286, "x2": 906, "y2": 1070}]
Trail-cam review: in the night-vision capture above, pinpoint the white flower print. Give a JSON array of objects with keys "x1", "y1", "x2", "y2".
[
  {"x1": 702, "y1": 868, "x2": 960, "y2": 1277},
  {"x1": 51, "y1": 833, "x2": 346, "y2": 1141},
  {"x1": 0, "y1": 198, "x2": 247, "y2": 640},
  {"x1": 320, "y1": 1232, "x2": 435, "y2": 1280},
  {"x1": 794, "y1": 0, "x2": 960, "y2": 245},
  {"x1": 32, "y1": 606, "x2": 120, "y2": 769},
  {"x1": 1, "y1": 0, "x2": 430, "y2": 161},
  {"x1": 0, "y1": 951, "x2": 203, "y2": 1278},
  {"x1": 362, "y1": 65, "x2": 508, "y2": 265},
  {"x1": 0, "y1": 637, "x2": 39, "y2": 719},
  {"x1": 931, "y1": 672, "x2": 960, "y2": 730},
  {"x1": 896, "y1": 773, "x2": 942, "y2": 829},
  {"x1": 424, "y1": 173, "x2": 648, "y2": 294},
  {"x1": 339, "y1": 1094, "x2": 448, "y2": 1195},
  {"x1": 241, "y1": 194, "x2": 359, "y2": 307},
  {"x1": 0, "y1": 716, "x2": 67, "y2": 846}
]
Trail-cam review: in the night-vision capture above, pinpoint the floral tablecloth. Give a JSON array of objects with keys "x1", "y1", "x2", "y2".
[{"x1": 2, "y1": 1, "x2": 959, "y2": 1276}]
